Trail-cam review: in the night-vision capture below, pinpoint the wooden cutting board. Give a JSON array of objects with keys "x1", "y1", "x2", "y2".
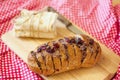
[{"x1": 1, "y1": 23, "x2": 120, "y2": 80}]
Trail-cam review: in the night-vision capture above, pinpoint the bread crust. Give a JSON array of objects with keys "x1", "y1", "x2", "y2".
[{"x1": 27, "y1": 35, "x2": 101, "y2": 76}]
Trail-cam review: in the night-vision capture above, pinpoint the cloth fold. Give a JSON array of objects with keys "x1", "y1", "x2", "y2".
[{"x1": 0, "y1": 0, "x2": 120, "y2": 80}]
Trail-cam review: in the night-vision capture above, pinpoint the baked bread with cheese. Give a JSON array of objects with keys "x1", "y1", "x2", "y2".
[
  {"x1": 27, "y1": 34, "x2": 101, "y2": 76},
  {"x1": 13, "y1": 9, "x2": 58, "y2": 38}
]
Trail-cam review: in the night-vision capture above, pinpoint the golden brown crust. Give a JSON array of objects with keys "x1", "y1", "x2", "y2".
[
  {"x1": 74, "y1": 44, "x2": 82, "y2": 68},
  {"x1": 59, "y1": 42, "x2": 69, "y2": 72},
  {"x1": 67, "y1": 43, "x2": 76, "y2": 70},
  {"x1": 27, "y1": 35, "x2": 101, "y2": 76},
  {"x1": 27, "y1": 52, "x2": 42, "y2": 75},
  {"x1": 48, "y1": 41, "x2": 62, "y2": 74}
]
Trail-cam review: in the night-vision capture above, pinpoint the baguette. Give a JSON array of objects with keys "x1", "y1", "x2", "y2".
[{"x1": 27, "y1": 34, "x2": 101, "y2": 76}]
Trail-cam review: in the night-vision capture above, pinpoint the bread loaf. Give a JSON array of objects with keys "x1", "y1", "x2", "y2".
[
  {"x1": 27, "y1": 34, "x2": 101, "y2": 76},
  {"x1": 13, "y1": 9, "x2": 58, "y2": 38}
]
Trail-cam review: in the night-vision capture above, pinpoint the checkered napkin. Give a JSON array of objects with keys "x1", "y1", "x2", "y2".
[{"x1": 0, "y1": 0, "x2": 120, "y2": 80}]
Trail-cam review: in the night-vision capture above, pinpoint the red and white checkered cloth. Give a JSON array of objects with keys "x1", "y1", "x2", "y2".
[{"x1": 0, "y1": 0, "x2": 120, "y2": 80}]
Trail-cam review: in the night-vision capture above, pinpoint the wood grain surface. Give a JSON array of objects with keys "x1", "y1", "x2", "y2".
[
  {"x1": 2, "y1": 24, "x2": 120, "y2": 80},
  {"x1": 113, "y1": 0, "x2": 120, "y2": 6}
]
